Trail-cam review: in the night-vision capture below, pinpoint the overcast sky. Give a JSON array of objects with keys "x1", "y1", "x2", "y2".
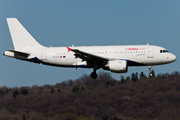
[{"x1": 0, "y1": 1, "x2": 179, "y2": 87}]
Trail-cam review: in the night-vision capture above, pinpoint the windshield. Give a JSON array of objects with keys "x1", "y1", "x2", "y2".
[{"x1": 160, "y1": 50, "x2": 169, "y2": 53}]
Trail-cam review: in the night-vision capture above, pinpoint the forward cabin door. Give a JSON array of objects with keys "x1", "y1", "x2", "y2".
[{"x1": 147, "y1": 47, "x2": 154, "y2": 58}]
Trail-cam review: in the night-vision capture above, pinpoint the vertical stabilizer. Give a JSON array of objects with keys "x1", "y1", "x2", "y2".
[{"x1": 7, "y1": 18, "x2": 44, "y2": 50}]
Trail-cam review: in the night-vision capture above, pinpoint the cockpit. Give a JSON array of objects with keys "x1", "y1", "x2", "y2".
[{"x1": 160, "y1": 50, "x2": 169, "y2": 53}]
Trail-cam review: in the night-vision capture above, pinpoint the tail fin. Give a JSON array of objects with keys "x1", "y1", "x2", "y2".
[{"x1": 7, "y1": 18, "x2": 44, "y2": 50}]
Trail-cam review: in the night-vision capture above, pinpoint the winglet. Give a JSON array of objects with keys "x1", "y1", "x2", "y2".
[{"x1": 67, "y1": 47, "x2": 72, "y2": 52}]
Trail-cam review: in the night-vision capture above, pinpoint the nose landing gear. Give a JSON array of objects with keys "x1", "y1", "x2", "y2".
[{"x1": 148, "y1": 66, "x2": 153, "y2": 77}]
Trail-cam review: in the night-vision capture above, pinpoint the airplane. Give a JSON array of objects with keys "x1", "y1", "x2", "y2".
[{"x1": 4, "y1": 18, "x2": 176, "y2": 79}]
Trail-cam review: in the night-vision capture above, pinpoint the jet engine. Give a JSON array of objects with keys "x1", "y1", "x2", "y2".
[{"x1": 105, "y1": 60, "x2": 127, "y2": 73}]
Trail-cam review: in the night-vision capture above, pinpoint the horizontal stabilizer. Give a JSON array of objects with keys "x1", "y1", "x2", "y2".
[
  {"x1": 7, "y1": 50, "x2": 30, "y2": 56},
  {"x1": 3, "y1": 50, "x2": 30, "y2": 58}
]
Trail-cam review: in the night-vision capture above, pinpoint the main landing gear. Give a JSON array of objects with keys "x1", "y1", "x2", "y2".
[
  {"x1": 148, "y1": 66, "x2": 153, "y2": 77},
  {"x1": 90, "y1": 64, "x2": 99, "y2": 79},
  {"x1": 91, "y1": 71, "x2": 98, "y2": 79}
]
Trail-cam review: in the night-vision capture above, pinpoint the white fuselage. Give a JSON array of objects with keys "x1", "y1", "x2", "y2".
[{"x1": 16, "y1": 45, "x2": 176, "y2": 68}]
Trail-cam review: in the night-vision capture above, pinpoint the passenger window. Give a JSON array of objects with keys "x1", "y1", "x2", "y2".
[{"x1": 160, "y1": 50, "x2": 162, "y2": 53}]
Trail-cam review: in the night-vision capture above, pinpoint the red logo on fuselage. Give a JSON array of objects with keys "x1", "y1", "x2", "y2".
[
  {"x1": 125, "y1": 48, "x2": 138, "y2": 50},
  {"x1": 125, "y1": 48, "x2": 146, "y2": 50}
]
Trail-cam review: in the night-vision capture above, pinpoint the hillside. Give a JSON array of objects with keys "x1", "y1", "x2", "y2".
[{"x1": 0, "y1": 71, "x2": 180, "y2": 120}]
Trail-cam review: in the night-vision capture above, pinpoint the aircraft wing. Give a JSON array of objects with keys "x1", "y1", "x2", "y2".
[{"x1": 67, "y1": 47, "x2": 109, "y2": 61}]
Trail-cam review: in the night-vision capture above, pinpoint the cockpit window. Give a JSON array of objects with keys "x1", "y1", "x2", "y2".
[{"x1": 160, "y1": 50, "x2": 169, "y2": 53}]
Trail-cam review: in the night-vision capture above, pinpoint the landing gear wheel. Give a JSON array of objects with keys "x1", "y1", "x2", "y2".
[
  {"x1": 91, "y1": 72, "x2": 98, "y2": 79},
  {"x1": 149, "y1": 72, "x2": 153, "y2": 77},
  {"x1": 148, "y1": 66, "x2": 153, "y2": 77}
]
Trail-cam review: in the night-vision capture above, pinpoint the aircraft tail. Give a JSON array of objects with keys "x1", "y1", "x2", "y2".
[{"x1": 6, "y1": 18, "x2": 44, "y2": 50}]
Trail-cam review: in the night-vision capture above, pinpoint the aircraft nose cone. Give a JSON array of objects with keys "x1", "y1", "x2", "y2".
[{"x1": 170, "y1": 54, "x2": 176, "y2": 62}]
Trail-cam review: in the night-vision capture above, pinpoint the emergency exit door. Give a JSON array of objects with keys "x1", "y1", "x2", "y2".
[
  {"x1": 41, "y1": 49, "x2": 47, "y2": 60},
  {"x1": 147, "y1": 47, "x2": 154, "y2": 58}
]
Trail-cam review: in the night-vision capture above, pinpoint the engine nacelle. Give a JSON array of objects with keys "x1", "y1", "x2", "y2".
[
  {"x1": 73, "y1": 61, "x2": 87, "y2": 67},
  {"x1": 106, "y1": 60, "x2": 127, "y2": 73}
]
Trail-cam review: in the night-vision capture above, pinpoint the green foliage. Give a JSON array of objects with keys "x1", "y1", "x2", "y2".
[
  {"x1": 106, "y1": 80, "x2": 116, "y2": 87},
  {"x1": 79, "y1": 116, "x2": 91, "y2": 120},
  {"x1": 110, "y1": 80, "x2": 117, "y2": 86},
  {"x1": 64, "y1": 113, "x2": 77, "y2": 120},
  {"x1": 111, "y1": 116, "x2": 121, "y2": 120},
  {"x1": 0, "y1": 86, "x2": 8, "y2": 94},
  {"x1": 131, "y1": 73, "x2": 135, "y2": 81},
  {"x1": 51, "y1": 87, "x2": 55, "y2": 94},
  {"x1": 20, "y1": 87, "x2": 28, "y2": 95},
  {"x1": 106, "y1": 81, "x2": 110, "y2": 86},
  {"x1": 131, "y1": 72, "x2": 138, "y2": 82},
  {"x1": 139, "y1": 71, "x2": 148, "y2": 80},
  {"x1": 126, "y1": 76, "x2": 131, "y2": 82},
  {"x1": 139, "y1": 71, "x2": 144, "y2": 79},
  {"x1": 81, "y1": 86, "x2": 85, "y2": 90},
  {"x1": 120, "y1": 75, "x2": 125, "y2": 83},
  {"x1": 141, "y1": 75, "x2": 148, "y2": 80},
  {"x1": 0, "y1": 102, "x2": 5, "y2": 108},
  {"x1": 22, "y1": 114, "x2": 26, "y2": 120},
  {"x1": 0, "y1": 90, "x2": 4, "y2": 94},
  {"x1": 72, "y1": 85, "x2": 79, "y2": 93},
  {"x1": 23, "y1": 113, "x2": 29, "y2": 118},
  {"x1": 101, "y1": 115, "x2": 108, "y2": 120},
  {"x1": 128, "y1": 118, "x2": 136, "y2": 120},
  {"x1": 57, "y1": 88, "x2": 61, "y2": 93},
  {"x1": 135, "y1": 72, "x2": 138, "y2": 81},
  {"x1": 13, "y1": 89, "x2": 19, "y2": 97}
]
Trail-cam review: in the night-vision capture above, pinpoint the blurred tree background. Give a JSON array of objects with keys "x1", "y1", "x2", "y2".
[{"x1": 0, "y1": 71, "x2": 180, "y2": 120}]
